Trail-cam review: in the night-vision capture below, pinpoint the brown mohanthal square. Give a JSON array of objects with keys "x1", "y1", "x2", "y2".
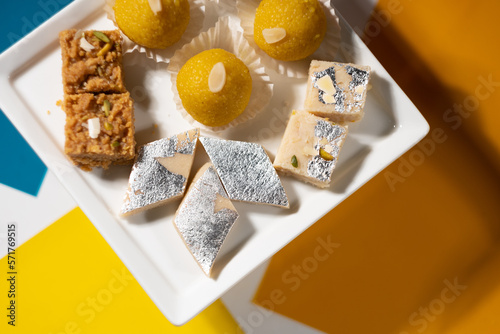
[
  {"x1": 63, "y1": 93, "x2": 135, "y2": 171},
  {"x1": 59, "y1": 29, "x2": 126, "y2": 95}
]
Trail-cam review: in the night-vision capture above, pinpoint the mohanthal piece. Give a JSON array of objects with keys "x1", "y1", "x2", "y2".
[
  {"x1": 174, "y1": 163, "x2": 239, "y2": 276},
  {"x1": 63, "y1": 93, "x2": 135, "y2": 171},
  {"x1": 120, "y1": 129, "x2": 199, "y2": 216},
  {"x1": 200, "y1": 137, "x2": 289, "y2": 208},
  {"x1": 274, "y1": 110, "x2": 348, "y2": 188},
  {"x1": 304, "y1": 60, "x2": 370, "y2": 122},
  {"x1": 60, "y1": 29, "x2": 135, "y2": 171},
  {"x1": 59, "y1": 29, "x2": 127, "y2": 95}
]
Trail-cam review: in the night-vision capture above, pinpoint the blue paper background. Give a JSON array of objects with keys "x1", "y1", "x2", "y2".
[{"x1": 0, "y1": 0, "x2": 72, "y2": 196}]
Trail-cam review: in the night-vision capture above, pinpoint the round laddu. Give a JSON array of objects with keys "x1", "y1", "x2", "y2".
[
  {"x1": 114, "y1": 0, "x2": 190, "y2": 49},
  {"x1": 176, "y1": 49, "x2": 252, "y2": 127},
  {"x1": 253, "y1": 0, "x2": 327, "y2": 61}
]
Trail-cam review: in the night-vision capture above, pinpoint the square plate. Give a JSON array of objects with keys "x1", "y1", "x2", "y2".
[{"x1": 0, "y1": 0, "x2": 428, "y2": 325}]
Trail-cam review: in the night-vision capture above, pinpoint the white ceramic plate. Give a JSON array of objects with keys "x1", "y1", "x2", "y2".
[{"x1": 0, "y1": 0, "x2": 428, "y2": 325}]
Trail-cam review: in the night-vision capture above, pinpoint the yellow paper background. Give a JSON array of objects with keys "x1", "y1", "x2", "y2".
[{"x1": 1, "y1": 208, "x2": 241, "y2": 333}]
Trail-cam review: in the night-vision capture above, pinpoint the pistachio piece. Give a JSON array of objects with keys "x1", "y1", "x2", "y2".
[
  {"x1": 319, "y1": 148, "x2": 334, "y2": 161},
  {"x1": 111, "y1": 141, "x2": 120, "y2": 148},
  {"x1": 262, "y1": 28, "x2": 286, "y2": 44},
  {"x1": 291, "y1": 155, "x2": 298, "y2": 168},
  {"x1": 208, "y1": 62, "x2": 226, "y2": 93},
  {"x1": 316, "y1": 75, "x2": 336, "y2": 95},
  {"x1": 104, "y1": 121, "x2": 113, "y2": 131},
  {"x1": 97, "y1": 42, "x2": 112, "y2": 57},
  {"x1": 102, "y1": 99, "x2": 111, "y2": 117},
  {"x1": 93, "y1": 31, "x2": 110, "y2": 43}
]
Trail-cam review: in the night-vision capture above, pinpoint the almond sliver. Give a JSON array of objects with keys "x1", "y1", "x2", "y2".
[
  {"x1": 148, "y1": 0, "x2": 162, "y2": 15},
  {"x1": 322, "y1": 94, "x2": 336, "y2": 104},
  {"x1": 80, "y1": 36, "x2": 95, "y2": 52},
  {"x1": 208, "y1": 62, "x2": 226, "y2": 93},
  {"x1": 88, "y1": 118, "x2": 100, "y2": 139},
  {"x1": 262, "y1": 28, "x2": 286, "y2": 44},
  {"x1": 302, "y1": 145, "x2": 317, "y2": 156},
  {"x1": 316, "y1": 75, "x2": 336, "y2": 95}
]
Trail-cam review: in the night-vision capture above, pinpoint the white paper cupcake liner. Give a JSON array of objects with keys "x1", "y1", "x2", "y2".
[
  {"x1": 104, "y1": 0, "x2": 205, "y2": 63},
  {"x1": 237, "y1": 0, "x2": 341, "y2": 78},
  {"x1": 167, "y1": 16, "x2": 273, "y2": 132}
]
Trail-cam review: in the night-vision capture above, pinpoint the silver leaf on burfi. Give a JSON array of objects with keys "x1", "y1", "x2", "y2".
[
  {"x1": 313, "y1": 66, "x2": 346, "y2": 111},
  {"x1": 312, "y1": 63, "x2": 370, "y2": 113},
  {"x1": 120, "y1": 129, "x2": 199, "y2": 216},
  {"x1": 307, "y1": 120, "x2": 347, "y2": 183},
  {"x1": 174, "y1": 164, "x2": 239, "y2": 276},
  {"x1": 200, "y1": 137, "x2": 289, "y2": 208}
]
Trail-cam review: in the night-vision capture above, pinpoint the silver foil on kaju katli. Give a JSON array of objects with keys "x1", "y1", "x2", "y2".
[
  {"x1": 312, "y1": 63, "x2": 370, "y2": 113},
  {"x1": 120, "y1": 129, "x2": 199, "y2": 216},
  {"x1": 307, "y1": 120, "x2": 348, "y2": 183},
  {"x1": 200, "y1": 137, "x2": 289, "y2": 208},
  {"x1": 174, "y1": 164, "x2": 239, "y2": 276}
]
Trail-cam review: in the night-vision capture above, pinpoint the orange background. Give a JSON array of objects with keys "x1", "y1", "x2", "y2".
[{"x1": 254, "y1": 0, "x2": 500, "y2": 333}]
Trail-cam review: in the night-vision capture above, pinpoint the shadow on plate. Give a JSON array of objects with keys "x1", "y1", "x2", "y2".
[
  {"x1": 330, "y1": 136, "x2": 372, "y2": 194},
  {"x1": 210, "y1": 207, "x2": 256, "y2": 280}
]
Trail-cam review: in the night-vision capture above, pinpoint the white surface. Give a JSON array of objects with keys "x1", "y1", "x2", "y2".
[
  {"x1": 0, "y1": 0, "x2": 429, "y2": 325},
  {"x1": 0, "y1": 171, "x2": 76, "y2": 258},
  {"x1": 222, "y1": 261, "x2": 325, "y2": 334}
]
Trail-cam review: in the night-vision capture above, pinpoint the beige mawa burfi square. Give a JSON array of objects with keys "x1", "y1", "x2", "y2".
[
  {"x1": 304, "y1": 60, "x2": 370, "y2": 122},
  {"x1": 274, "y1": 110, "x2": 348, "y2": 188}
]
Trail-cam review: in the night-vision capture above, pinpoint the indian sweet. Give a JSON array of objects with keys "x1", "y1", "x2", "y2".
[
  {"x1": 200, "y1": 137, "x2": 289, "y2": 208},
  {"x1": 253, "y1": 0, "x2": 327, "y2": 61},
  {"x1": 63, "y1": 93, "x2": 136, "y2": 171},
  {"x1": 273, "y1": 110, "x2": 348, "y2": 188},
  {"x1": 113, "y1": 0, "x2": 190, "y2": 49},
  {"x1": 120, "y1": 129, "x2": 199, "y2": 216},
  {"x1": 59, "y1": 29, "x2": 126, "y2": 94},
  {"x1": 304, "y1": 60, "x2": 371, "y2": 122},
  {"x1": 176, "y1": 49, "x2": 252, "y2": 127},
  {"x1": 174, "y1": 163, "x2": 239, "y2": 277}
]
